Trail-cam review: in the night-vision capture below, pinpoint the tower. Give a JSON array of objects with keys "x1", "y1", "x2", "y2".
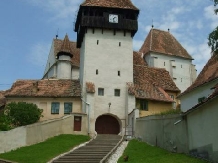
[
  {"x1": 75, "y1": 0, "x2": 139, "y2": 135},
  {"x1": 57, "y1": 34, "x2": 73, "y2": 79}
]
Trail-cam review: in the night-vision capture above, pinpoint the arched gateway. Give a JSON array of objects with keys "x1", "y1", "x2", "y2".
[{"x1": 95, "y1": 115, "x2": 120, "y2": 134}]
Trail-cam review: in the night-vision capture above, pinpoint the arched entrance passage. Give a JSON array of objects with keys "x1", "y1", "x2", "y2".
[{"x1": 95, "y1": 115, "x2": 120, "y2": 134}]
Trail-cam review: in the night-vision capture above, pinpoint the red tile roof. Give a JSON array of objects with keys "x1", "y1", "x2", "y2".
[
  {"x1": 81, "y1": 0, "x2": 139, "y2": 10},
  {"x1": 5, "y1": 80, "x2": 81, "y2": 98},
  {"x1": 179, "y1": 54, "x2": 218, "y2": 97},
  {"x1": 132, "y1": 52, "x2": 180, "y2": 102},
  {"x1": 86, "y1": 82, "x2": 95, "y2": 93},
  {"x1": 57, "y1": 34, "x2": 73, "y2": 57},
  {"x1": 140, "y1": 28, "x2": 193, "y2": 60},
  {"x1": 54, "y1": 38, "x2": 80, "y2": 67},
  {"x1": 0, "y1": 91, "x2": 6, "y2": 107},
  {"x1": 133, "y1": 51, "x2": 148, "y2": 66}
]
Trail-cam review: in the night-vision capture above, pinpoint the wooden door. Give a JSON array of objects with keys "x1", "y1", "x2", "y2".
[
  {"x1": 74, "y1": 116, "x2": 82, "y2": 131},
  {"x1": 95, "y1": 115, "x2": 120, "y2": 134}
]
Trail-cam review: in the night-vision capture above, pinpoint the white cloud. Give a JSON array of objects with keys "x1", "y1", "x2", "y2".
[
  {"x1": 25, "y1": 0, "x2": 81, "y2": 28},
  {"x1": 204, "y1": 5, "x2": 218, "y2": 29},
  {"x1": 27, "y1": 42, "x2": 50, "y2": 67},
  {"x1": 184, "y1": 40, "x2": 211, "y2": 73},
  {"x1": 133, "y1": 40, "x2": 143, "y2": 51}
]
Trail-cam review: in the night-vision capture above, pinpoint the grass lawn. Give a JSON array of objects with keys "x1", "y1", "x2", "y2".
[
  {"x1": 118, "y1": 139, "x2": 208, "y2": 163},
  {"x1": 0, "y1": 134, "x2": 90, "y2": 163}
]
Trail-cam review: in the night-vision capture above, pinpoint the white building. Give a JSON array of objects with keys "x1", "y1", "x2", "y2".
[
  {"x1": 140, "y1": 28, "x2": 197, "y2": 92},
  {"x1": 178, "y1": 54, "x2": 218, "y2": 112}
]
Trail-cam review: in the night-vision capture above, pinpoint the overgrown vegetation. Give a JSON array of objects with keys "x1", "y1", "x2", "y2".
[
  {"x1": 0, "y1": 102, "x2": 43, "y2": 131},
  {"x1": 118, "y1": 139, "x2": 207, "y2": 163},
  {"x1": 0, "y1": 134, "x2": 90, "y2": 163}
]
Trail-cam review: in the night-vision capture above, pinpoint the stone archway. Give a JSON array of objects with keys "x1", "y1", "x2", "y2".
[{"x1": 95, "y1": 115, "x2": 120, "y2": 134}]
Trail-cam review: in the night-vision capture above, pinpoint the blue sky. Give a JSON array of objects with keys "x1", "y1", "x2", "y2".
[{"x1": 0, "y1": 0, "x2": 217, "y2": 90}]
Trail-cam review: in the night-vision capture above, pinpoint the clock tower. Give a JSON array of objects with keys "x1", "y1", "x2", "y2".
[{"x1": 75, "y1": 0, "x2": 139, "y2": 135}]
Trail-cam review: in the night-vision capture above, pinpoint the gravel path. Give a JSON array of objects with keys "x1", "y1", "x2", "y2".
[{"x1": 106, "y1": 141, "x2": 129, "y2": 163}]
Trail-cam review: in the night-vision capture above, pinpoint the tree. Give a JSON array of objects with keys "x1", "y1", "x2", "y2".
[
  {"x1": 4, "y1": 102, "x2": 43, "y2": 127},
  {"x1": 208, "y1": 0, "x2": 218, "y2": 53}
]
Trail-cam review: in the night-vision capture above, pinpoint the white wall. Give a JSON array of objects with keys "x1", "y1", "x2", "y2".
[
  {"x1": 187, "y1": 98, "x2": 218, "y2": 162},
  {"x1": 57, "y1": 55, "x2": 72, "y2": 79},
  {"x1": 0, "y1": 115, "x2": 88, "y2": 154},
  {"x1": 145, "y1": 52, "x2": 196, "y2": 92},
  {"x1": 44, "y1": 41, "x2": 56, "y2": 77},
  {"x1": 80, "y1": 28, "x2": 134, "y2": 135},
  {"x1": 180, "y1": 79, "x2": 218, "y2": 112}
]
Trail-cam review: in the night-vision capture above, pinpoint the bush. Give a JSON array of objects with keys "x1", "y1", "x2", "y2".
[
  {"x1": 4, "y1": 102, "x2": 43, "y2": 127},
  {"x1": 0, "y1": 111, "x2": 12, "y2": 131}
]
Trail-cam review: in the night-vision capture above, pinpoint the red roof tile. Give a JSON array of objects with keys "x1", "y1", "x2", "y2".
[
  {"x1": 5, "y1": 79, "x2": 81, "y2": 98},
  {"x1": 58, "y1": 34, "x2": 73, "y2": 57},
  {"x1": 86, "y1": 82, "x2": 95, "y2": 93},
  {"x1": 0, "y1": 91, "x2": 6, "y2": 107},
  {"x1": 179, "y1": 54, "x2": 218, "y2": 97},
  {"x1": 54, "y1": 39, "x2": 80, "y2": 67},
  {"x1": 81, "y1": 0, "x2": 139, "y2": 10},
  {"x1": 132, "y1": 52, "x2": 180, "y2": 102},
  {"x1": 140, "y1": 28, "x2": 193, "y2": 59}
]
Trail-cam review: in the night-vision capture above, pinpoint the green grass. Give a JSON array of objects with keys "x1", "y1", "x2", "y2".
[
  {"x1": 0, "y1": 134, "x2": 90, "y2": 163},
  {"x1": 118, "y1": 139, "x2": 207, "y2": 163}
]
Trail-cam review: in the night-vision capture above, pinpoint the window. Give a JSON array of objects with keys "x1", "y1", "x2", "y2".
[
  {"x1": 170, "y1": 95, "x2": 174, "y2": 100},
  {"x1": 97, "y1": 40, "x2": 99, "y2": 45},
  {"x1": 51, "y1": 102, "x2": 60, "y2": 114},
  {"x1": 198, "y1": 97, "x2": 206, "y2": 103},
  {"x1": 114, "y1": 89, "x2": 120, "y2": 96},
  {"x1": 140, "y1": 99, "x2": 148, "y2": 111},
  {"x1": 96, "y1": 69, "x2": 98, "y2": 75},
  {"x1": 119, "y1": 42, "x2": 121, "y2": 47},
  {"x1": 98, "y1": 88, "x2": 104, "y2": 96},
  {"x1": 181, "y1": 65, "x2": 183, "y2": 68},
  {"x1": 118, "y1": 71, "x2": 120, "y2": 76},
  {"x1": 164, "y1": 62, "x2": 165, "y2": 66},
  {"x1": 64, "y1": 102, "x2": 72, "y2": 114}
]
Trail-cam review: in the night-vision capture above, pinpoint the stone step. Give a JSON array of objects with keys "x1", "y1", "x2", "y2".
[{"x1": 52, "y1": 134, "x2": 122, "y2": 163}]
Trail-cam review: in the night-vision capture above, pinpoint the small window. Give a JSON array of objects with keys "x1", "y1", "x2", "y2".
[
  {"x1": 118, "y1": 71, "x2": 120, "y2": 76},
  {"x1": 164, "y1": 62, "x2": 165, "y2": 66},
  {"x1": 96, "y1": 69, "x2": 98, "y2": 75},
  {"x1": 140, "y1": 99, "x2": 148, "y2": 111},
  {"x1": 98, "y1": 88, "x2": 104, "y2": 96},
  {"x1": 114, "y1": 30, "x2": 116, "y2": 35},
  {"x1": 64, "y1": 102, "x2": 72, "y2": 114},
  {"x1": 124, "y1": 31, "x2": 126, "y2": 36},
  {"x1": 114, "y1": 89, "x2": 120, "y2": 96},
  {"x1": 97, "y1": 40, "x2": 99, "y2": 45},
  {"x1": 181, "y1": 78, "x2": 182, "y2": 82},
  {"x1": 119, "y1": 42, "x2": 121, "y2": 47},
  {"x1": 170, "y1": 95, "x2": 174, "y2": 100},
  {"x1": 51, "y1": 102, "x2": 60, "y2": 114},
  {"x1": 198, "y1": 97, "x2": 206, "y2": 103},
  {"x1": 92, "y1": 28, "x2": 95, "y2": 34},
  {"x1": 181, "y1": 65, "x2": 183, "y2": 68}
]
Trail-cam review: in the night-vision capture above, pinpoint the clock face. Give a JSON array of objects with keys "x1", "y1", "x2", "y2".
[{"x1": 109, "y1": 14, "x2": 118, "y2": 23}]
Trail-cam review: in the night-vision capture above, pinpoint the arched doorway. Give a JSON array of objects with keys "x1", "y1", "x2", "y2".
[{"x1": 95, "y1": 115, "x2": 120, "y2": 134}]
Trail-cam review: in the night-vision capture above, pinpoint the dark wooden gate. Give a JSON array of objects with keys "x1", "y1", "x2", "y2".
[{"x1": 95, "y1": 115, "x2": 120, "y2": 134}]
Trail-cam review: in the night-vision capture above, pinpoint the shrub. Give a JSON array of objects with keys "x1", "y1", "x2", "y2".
[{"x1": 5, "y1": 102, "x2": 43, "y2": 127}]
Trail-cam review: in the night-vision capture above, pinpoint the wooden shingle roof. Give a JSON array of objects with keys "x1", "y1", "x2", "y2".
[
  {"x1": 81, "y1": 0, "x2": 139, "y2": 10},
  {"x1": 140, "y1": 28, "x2": 193, "y2": 59},
  {"x1": 5, "y1": 80, "x2": 81, "y2": 98}
]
